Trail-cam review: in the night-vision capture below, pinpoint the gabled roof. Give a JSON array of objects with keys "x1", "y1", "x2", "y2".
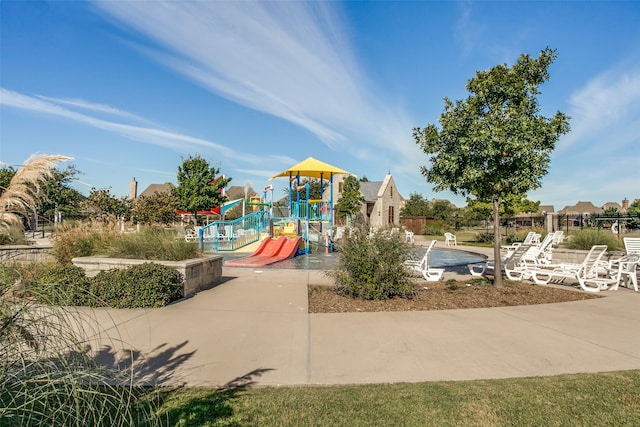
[
  {"x1": 558, "y1": 201, "x2": 603, "y2": 215},
  {"x1": 538, "y1": 205, "x2": 554, "y2": 214},
  {"x1": 602, "y1": 202, "x2": 622, "y2": 212},
  {"x1": 359, "y1": 181, "x2": 382, "y2": 202},
  {"x1": 226, "y1": 185, "x2": 260, "y2": 200},
  {"x1": 138, "y1": 182, "x2": 174, "y2": 198}
]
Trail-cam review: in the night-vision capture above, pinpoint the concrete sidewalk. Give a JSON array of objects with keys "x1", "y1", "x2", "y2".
[{"x1": 90, "y1": 265, "x2": 640, "y2": 387}]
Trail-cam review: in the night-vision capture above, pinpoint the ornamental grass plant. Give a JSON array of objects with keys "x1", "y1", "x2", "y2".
[
  {"x1": 565, "y1": 229, "x2": 623, "y2": 251},
  {"x1": 0, "y1": 266, "x2": 162, "y2": 427},
  {"x1": 53, "y1": 223, "x2": 198, "y2": 264}
]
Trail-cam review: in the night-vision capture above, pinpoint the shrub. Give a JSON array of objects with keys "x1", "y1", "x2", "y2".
[
  {"x1": 90, "y1": 263, "x2": 183, "y2": 308},
  {"x1": 475, "y1": 232, "x2": 494, "y2": 243},
  {"x1": 327, "y1": 224, "x2": 415, "y2": 300},
  {"x1": 564, "y1": 229, "x2": 623, "y2": 251},
  {"x1": 423, "y1": 220, "x2": 445, "y2": 236},
  {"x1": 31, "y1": 264, "x2": 91, "y2": 306}
]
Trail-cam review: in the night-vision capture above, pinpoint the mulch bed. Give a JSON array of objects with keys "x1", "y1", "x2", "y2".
[{"x1": 308, "y1": 279, "x2": 599, "y2": 313}]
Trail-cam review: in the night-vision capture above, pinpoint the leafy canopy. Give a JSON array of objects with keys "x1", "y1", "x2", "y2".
[
  {"x1": 132, "y1": 191, "x2": 179, "y2": 225},
  {"x1": 82, "y1": 187, "x2": 132, "y2": 222},
  {"x1": 173, "y1": 155, "x2": 231, "y2": 219},
  {"x1": 39, "y1": 164, "x2": 85, "y2": 220},
  {"x1": 335, "y1": 175, "x2": 365, "y2": 219},
  {"x1": 400, "y1": 193, "x2": 431, "y2": 217},
  {"x1": 413, "y1": 47, "x2": 570, "y2": 202}
]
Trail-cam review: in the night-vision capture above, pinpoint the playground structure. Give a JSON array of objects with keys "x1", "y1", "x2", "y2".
[
  {"x1": 201, "y1": 157, "x2": 351, "y2": 264},
  {"x1": 268, "y1": 157, "x2": 351, "y2": 255}
]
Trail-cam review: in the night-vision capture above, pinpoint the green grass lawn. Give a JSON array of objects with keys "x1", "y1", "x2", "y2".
[{"x1": 152, "y1": 370, "x2": 640, "y2": 426}]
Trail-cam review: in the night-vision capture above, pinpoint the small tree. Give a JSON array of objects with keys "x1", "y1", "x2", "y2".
[
  {"x1": 132, "y1": 191, "x2": 179, "y2": 225},
  {"x1": 413, "y1": 47, "x2": 570, "y2": 287},
  {"x1": 335, "y1": 175, "x2": 364, "y2": 222},
  {"x1": 82, "y1": 187, "x2": 132, "y2": 223},
  {"x1": 400, "y1": 193, "x2": 431, "y2": 217},
  {"x1": 173, "y1": 155, "x2": 231, "y2": 225}
]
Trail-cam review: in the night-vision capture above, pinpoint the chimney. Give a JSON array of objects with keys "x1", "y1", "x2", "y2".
[
  {"x1": 129, "y1": 178, "x2": 138, "y2": 200},
  {"x1": 622, "y1": 198, "x2": 629, "y2": 212}
]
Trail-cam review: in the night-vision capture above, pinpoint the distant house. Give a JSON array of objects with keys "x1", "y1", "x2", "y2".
[
  {"x1": 223, "y1": 185, "x2": 263, "y2": 219},
  {"x1": 327, "y1": 174, "x2": 404, "y2": 227},
  {"x1": 557, "y1": 201, "x2": 603, "y2": 216},
  {"x1": 137, "y1": 182, "x2": 174, "y2": 199},
  {"x1": 602, "y1": 201, "x2": 623, "y2": 213},
  {"x1": 513, "y1": 204, "x2": 554, "y2": 228},
  {"x1": 538, "y1": 205, "x2": 555, "y2": 215}
]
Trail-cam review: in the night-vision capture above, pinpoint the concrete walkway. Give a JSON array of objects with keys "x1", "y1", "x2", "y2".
[{"x1": 89, "y1": 261, "x2": 640, "y2": 387}]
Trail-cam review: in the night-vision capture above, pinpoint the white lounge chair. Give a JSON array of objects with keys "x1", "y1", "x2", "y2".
[
  {"x1": 405, "y1": 230, "x2": 415, "y2": 244},
  {"x1": 551, "y1": 230, "x2": 564, "y2": 247},
  {"x1": 529, "y1": 245, "x2": 616, "y2": 293},
  {"x1": 520, "y1": 232, "x2": 557, "y2": 265},
  {"x1": 444, "y1": 232, "x2": 457, "y2": 246},
  {"x1": 468, "y1": 243, "x2": 534, "y2": 280},
  {"x1": 608, "y1": 254, "x2": 639, "y2": 292},
  {"x1": 405, "y1": 240, "x2": 445, "y2": 282},
  {"x1": 501, "y1": 231, "x2": 540, "y2": 257},
  {"x1": 608, "y1": 237, "x2": 640, "y2": 292},
  {"x1": 623, "y1": 237, "x2": 640, "y2": 255},
  {"x1": 184, "y1": 228, "x2": 198, "y2": 242}
]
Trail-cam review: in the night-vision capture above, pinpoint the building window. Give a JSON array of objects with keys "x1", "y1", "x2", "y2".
[
  {"x1": 338, "y1": 182, "x2": 343, "y2": 193},
  {"x1": 388, "y1": 206, "x2": 394, "y2": 224},
  {"x1": 390, "y1": 186, "x2": 393, "y2": 198}
]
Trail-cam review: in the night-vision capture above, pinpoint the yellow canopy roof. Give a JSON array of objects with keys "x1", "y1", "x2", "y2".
[{"x1": 270, "y1": 157, "x2": 352, "y2": 180}]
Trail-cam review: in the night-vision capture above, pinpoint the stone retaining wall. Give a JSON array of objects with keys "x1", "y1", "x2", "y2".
[
  {"x1": 0, "y1": 245, "x2": 54, "y2": 263},
  {"x1": 551, "y1": 248, "x2": 622, "y2": 264},
  {"x1": 72, "y1": 255, "x2": 223, "y2": 298}
]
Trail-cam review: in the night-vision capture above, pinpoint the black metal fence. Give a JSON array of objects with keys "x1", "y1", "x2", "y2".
[{"x1": 556, "y1": 212, "x2": 640, "y2": 233}]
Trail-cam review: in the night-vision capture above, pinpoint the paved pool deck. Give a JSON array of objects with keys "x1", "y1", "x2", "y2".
[{"x1": 86, "y1": 239, "x2": 640, "y2": 388}]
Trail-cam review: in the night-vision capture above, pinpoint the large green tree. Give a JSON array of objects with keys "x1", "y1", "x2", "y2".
[
  {"x1": 335, "y1": 175, "x2": 365, "y2": 221},
  {"x1": 413, "y1": 47, "x2": 570, "y2": 287},
  {"x1": 173, "y1": 155, "x2": 231, "y2": 224}
]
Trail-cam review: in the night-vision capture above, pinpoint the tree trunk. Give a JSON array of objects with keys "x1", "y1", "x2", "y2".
[{"x1": 492, "y1": 195, "x2": 504, "y2": 288}]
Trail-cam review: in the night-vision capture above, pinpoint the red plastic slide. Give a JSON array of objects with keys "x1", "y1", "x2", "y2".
[{"x1": 225, "y1": 236, "x2": 302, "y2": 267}]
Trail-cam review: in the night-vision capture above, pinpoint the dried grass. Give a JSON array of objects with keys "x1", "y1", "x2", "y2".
[{"x1": 0, "y1": 154, "x2": 73, "y2": 233}]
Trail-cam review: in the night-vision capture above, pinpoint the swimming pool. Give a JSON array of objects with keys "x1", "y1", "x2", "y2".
[{"x1": 222, "y1": 248, "x2": 485, "y2": 270}]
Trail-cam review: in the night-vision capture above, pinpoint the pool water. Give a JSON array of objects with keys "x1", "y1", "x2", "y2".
[{"x1": 222, "y1": 248, "x2": 485, "y2": 270}]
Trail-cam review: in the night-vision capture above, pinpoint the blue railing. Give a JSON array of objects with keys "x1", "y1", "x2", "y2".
[
  {"x1": 291, "y1": 200, "x2": 331, "y2": 221},
  {"x1": 200, "y1": 211, "x2": 268, "y2": 252}
]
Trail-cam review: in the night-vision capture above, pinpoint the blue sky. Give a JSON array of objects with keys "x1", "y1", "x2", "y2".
[{"x1": 1, "y1": 1, "x2": 639, "y2": 210}]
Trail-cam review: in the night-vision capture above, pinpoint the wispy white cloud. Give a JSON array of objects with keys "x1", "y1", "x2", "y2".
[
  {"x1": 36, "y1": 96, "x2": 154, "y2": 125},
  {"x1": 93, "y1": 1, "x2": 414, "y2": 163},
  {"x1": 454, "y1": 3, "x2": 480, "y2": 57},
  {"x1": 0, "y1": 88, "x2": 288, "y2": 167},
  {"x1": 560, "y1": 65, "x2": 640, "y2": 150}
]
